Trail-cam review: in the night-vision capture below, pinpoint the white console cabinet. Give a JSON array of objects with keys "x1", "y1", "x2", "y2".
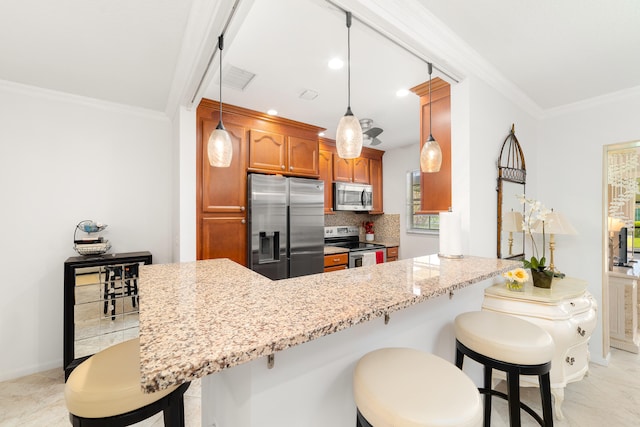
[{"x1": 482, "y1": 276, "x2": 597, "y2": 420}]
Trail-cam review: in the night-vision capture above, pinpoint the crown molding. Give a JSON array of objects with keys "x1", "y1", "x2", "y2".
[
  {"x1": 0, "y1": 78, "x2": 169, "y2": 121},
  {"x1": 543, "y1": 84, "x2": 640, "y2": 119}
]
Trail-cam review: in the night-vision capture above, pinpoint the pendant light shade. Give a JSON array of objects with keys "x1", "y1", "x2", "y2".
[
  {"x1": 336, "y1": 107, "x2": 363, "y2": 158},
  {"x1": 336, "y1": 12, "x2": 363, "y2": 159},
  {"x1": 419, "y1": 63, "x2": 442, "y2": 173},
  {"x1": 208, "y1": 122, "x2": 232, "y2": 167},
  {"x1": 207, "y1": 34, "x2": 232, "y2": 167}
]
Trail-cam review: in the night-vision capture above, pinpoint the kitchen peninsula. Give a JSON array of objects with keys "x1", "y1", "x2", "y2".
[{"x1": 138, "y1": 255, "x2": 519, "y2": 426}]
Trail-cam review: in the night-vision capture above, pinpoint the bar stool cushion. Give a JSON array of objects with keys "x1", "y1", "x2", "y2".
[
  {"x1": 353, "y1": 348, "x2": 482, "y2": 427},
  {"x1": 454, "y1": 311, "x2": 554, "y2": 366},
  {"x1": 65, "y1": 338, "x2": 179, "y2": 418}
]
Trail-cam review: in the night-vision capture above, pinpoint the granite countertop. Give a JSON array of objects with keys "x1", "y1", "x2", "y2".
[
  {"x1": 324, "y1": 246, "x2": 349, "y2": 255},
  {"x1": 370, "y1": 239, "x2": 399, "y2": 247},
  {"x1": 138, "y1": 255, "x2": 519, "y2": 392}
]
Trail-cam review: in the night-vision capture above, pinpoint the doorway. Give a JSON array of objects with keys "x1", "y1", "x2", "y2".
[{"x1": 603, "y1": 141, "x2": 640, "y2": 355}]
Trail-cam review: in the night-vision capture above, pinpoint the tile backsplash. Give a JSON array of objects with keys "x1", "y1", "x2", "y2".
[{"x1": 325, "y1": 212, "x2": 399, "y2": 243}]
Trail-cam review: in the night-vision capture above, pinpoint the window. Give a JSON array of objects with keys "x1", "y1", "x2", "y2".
[{"x1": 406, "y1": 170, "x2": 439, "y2": 232}]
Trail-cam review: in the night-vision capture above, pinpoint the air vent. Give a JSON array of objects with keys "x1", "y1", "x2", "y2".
[
  {"x1": 222, "y1": 65, "x2": 256, "y2": 91},
  {"x1": 299, "y1": 89, "x2": 319, "y2": 100}
]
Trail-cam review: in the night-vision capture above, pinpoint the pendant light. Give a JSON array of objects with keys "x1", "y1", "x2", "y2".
[
  {"x1": 336, "y1": 12, "x2": 363, "y2": 159},
  {"x1": 419, "y1": 62, "x2": 442, "y2": 173},
  {"x1": 207, "y1": 34, "x2": 232, "y2": 167}
]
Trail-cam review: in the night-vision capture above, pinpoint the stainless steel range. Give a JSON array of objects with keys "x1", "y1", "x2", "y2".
[{"x1": 324, "y1": 226, "x2": 386, "y2": 268}]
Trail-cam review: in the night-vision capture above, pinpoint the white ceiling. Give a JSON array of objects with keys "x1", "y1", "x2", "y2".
[
  {"x1": 1, "y1": 0, "x2": 639, "y2": 150},
  {"x1": 0, "y1": 0, "x2": 194, "y2": 111}
]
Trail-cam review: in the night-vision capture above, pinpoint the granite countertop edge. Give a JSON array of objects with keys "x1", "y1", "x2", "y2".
[{"x1": 138, "y1": 255, "x2": 519, "y2": 392}]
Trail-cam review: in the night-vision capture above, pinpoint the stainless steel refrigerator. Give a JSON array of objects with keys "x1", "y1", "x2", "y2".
[{"x1": 247, "y1": 173, "x2": 324, "y2": 280}]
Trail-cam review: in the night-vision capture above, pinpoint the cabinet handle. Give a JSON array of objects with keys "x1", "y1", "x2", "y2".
[
  {"x1": 281, "y1": 165, "x2": 285, "y2": 170},
  {"x1": 565, "y1": 356, "x2": 575, "y2": 366},
  {"x1": 333, "y1": 258, "x2": 341, "y2": 262},
  {"x1": 289, "y1": 166, "x2": 293, "y2": 171},
  {"x1": 241, "y1": 219, "x2": 246, "y2": 224},
  {"x1": 240, "y1": 206, "x2": 245, "y2": 211},
  {"x1": 577, "y1": 326, "x2": 586, "y2": 336}
]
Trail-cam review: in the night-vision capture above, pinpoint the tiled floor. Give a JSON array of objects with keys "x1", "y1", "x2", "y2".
[{"x1": 1, "y1": 348, "x2": 639, "y2": 426}]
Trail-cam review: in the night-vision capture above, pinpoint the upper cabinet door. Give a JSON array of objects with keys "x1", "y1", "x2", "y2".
[
  {"x1": 416, "y1": 79, "x2": 451, "y2": 213},
  {"x1": 318, "y1": 149, "x2": 334, "y2": 214},
  {"x1": 332, "y1": 156, "x2": 353, "y2": 182},
  {"x1": 352, "y1": 157, "x2": 370, "y2": 184},
  {"x1": 248, "y1": 129, "x2": 286, "y2": 172},
  {"x1": 202, "y1": 120, "x2": 247, "y2": 213},
  {"x1": 369, "y1": 157, "x2": 383, "y2": 214},
  {"x1": 288, "y1": 136, "x2": 319, "y2": 176}
]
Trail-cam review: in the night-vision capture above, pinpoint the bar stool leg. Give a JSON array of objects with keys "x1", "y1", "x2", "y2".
[
  {"x1": 455, "y1": 347, "x2": 464, "y2": 369},
  {"x1": 506, "y1": 370, "x2": 521, "y2": 427},
  {"x1": 539, "y1": 372, "x2": 554, "y2": 426},
  {"x1": 483, "y1": 365, "x2": 492, "y2": 426}
]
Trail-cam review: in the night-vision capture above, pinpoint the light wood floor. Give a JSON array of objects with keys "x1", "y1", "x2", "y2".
[{"x1": 1, "y1": 348, "x2": 638, "y2": 426}]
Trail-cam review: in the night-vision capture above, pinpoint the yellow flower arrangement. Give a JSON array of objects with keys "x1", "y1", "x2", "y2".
[{"x1": 503, "y1": 267, "x2": 529, "y2": 291}]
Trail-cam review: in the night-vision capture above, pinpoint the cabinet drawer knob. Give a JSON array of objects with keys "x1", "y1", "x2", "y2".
[
  {"x1": 565, "y1": 356, "x2": 575, "y2": 366},
  {"x1": 240, "y1": 206, "x2": 245, "y2": 212},
  {"x1": 289, "y1": 166, "x2": 293, "y2": 171},
  {"x1": 333, "y1": 258, "x2": 341, "y2": 262},
  {"x1": 577, "y1": 326, "x2": 586, "y2": 336},
  {"x1": 281, "y1": 165, "x2": 285, "y2": 170},
  {"x1": 241, "y1": 219, "x2": 246, "y2": 224}
]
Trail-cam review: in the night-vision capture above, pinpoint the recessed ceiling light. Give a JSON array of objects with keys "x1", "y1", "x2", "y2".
[
  {"x1": 328, "y1": 58, "x2": 344, "y2": 70},
  {"x1": 396, "y1": 89, "x2": 410, "y2": 97},
  {"x1": 267, "y1": 109, "x2": 278, "y2": 116}
]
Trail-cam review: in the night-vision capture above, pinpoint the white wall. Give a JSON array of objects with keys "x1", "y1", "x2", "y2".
[
  {"x1": 0, "y1": 81, "x2": 173, "y2": 381},
  {"x1": 539, "y1": 88, "x2": 640, "y2": 364}
]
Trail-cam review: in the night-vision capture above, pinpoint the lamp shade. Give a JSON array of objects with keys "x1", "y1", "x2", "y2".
[
  {"x1": 207, "y1": 122, "x2": 232, "y2": 167},
  {"x1": 533, "y1": 211, "x2": 577, "y2": 235},
  {"x1": 503, "y1": 211, "x2": 523, "y2": 232},
  {"x1": 420, "y1": 135, "x2": 442, "y2": 173},
  {"x1": 336, "y1": 109, "x2": 363, "y2": 159}
]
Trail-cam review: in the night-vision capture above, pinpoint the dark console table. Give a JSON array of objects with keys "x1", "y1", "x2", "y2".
[{"x1": 63, "y1": 251, "x2": 152, "y2": 379}]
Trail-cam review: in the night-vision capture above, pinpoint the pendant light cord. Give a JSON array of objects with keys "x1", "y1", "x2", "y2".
[
  {"x1": 218, "y1": 35, "x2": 224, "y2": 121},
  {"x1": 346, "y1": 12, "x2": 352, "y2": 109},
  {"x1": 428, "y1": 62, "x2": 432, "y2": 138}
]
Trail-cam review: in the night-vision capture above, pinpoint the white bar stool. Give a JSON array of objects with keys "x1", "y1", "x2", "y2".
[
  {"x1": 64, "y1": 338, "x2": 190, "y2": 426},
  {"x1": 353, "y1": 347, "x2": 483, "y2": 427},
  {"x1": 454, "y1": 311, "x2": 555, "y2": 426}
]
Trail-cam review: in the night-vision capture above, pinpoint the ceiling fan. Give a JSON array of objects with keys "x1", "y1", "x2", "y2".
[{"x1": 360, "y1": 118, "x2": 383, "y2": 146}]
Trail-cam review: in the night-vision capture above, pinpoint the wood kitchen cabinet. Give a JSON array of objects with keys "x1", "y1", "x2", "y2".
[
  {"x1": 369, "y1": 157, "x2": 383, "y2": 214},
  {"x1": 197, "y1": 100, "x2": 324, "y2": 265},
  {"x1": 320, "y1": 139, "x2": 384, "y2": 213},
  {"x1": 333, "y1": 156, "x2": 369, "y2": 184},
  {"x1": 324, "y1": 252, "x2": 348, "y2": 272},
  {"x1": 248, "y1": 131, "x2": 319, "y2": 176},
  {"x1": 318, "y1": 148, "x2": 334, "y2": 214},
  {"x1": 386, "y1": 246, "x2": 398, "y2": 262},
  {"x1": 411, "y1": 78, "x2": 451, "y2": 213},
  {"x1": 197, "y1": 101, "x2": 249, "y2": 265},
  {"x1": 201, "y1": 216, "x2": 247, "y2": 263}
]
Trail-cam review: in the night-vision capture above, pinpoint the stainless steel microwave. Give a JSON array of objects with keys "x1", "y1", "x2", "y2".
[{"x1": 333, "y1": 182, "x2": 373, "y2": 211}]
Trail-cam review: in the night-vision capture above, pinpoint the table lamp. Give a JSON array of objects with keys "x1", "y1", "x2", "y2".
[
  {"x1": 534, "y1": 210, "x2": 577, "y2": 272},
  {"x1": 503, "y1": 210, "x2": 523, "y2": 256}
]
